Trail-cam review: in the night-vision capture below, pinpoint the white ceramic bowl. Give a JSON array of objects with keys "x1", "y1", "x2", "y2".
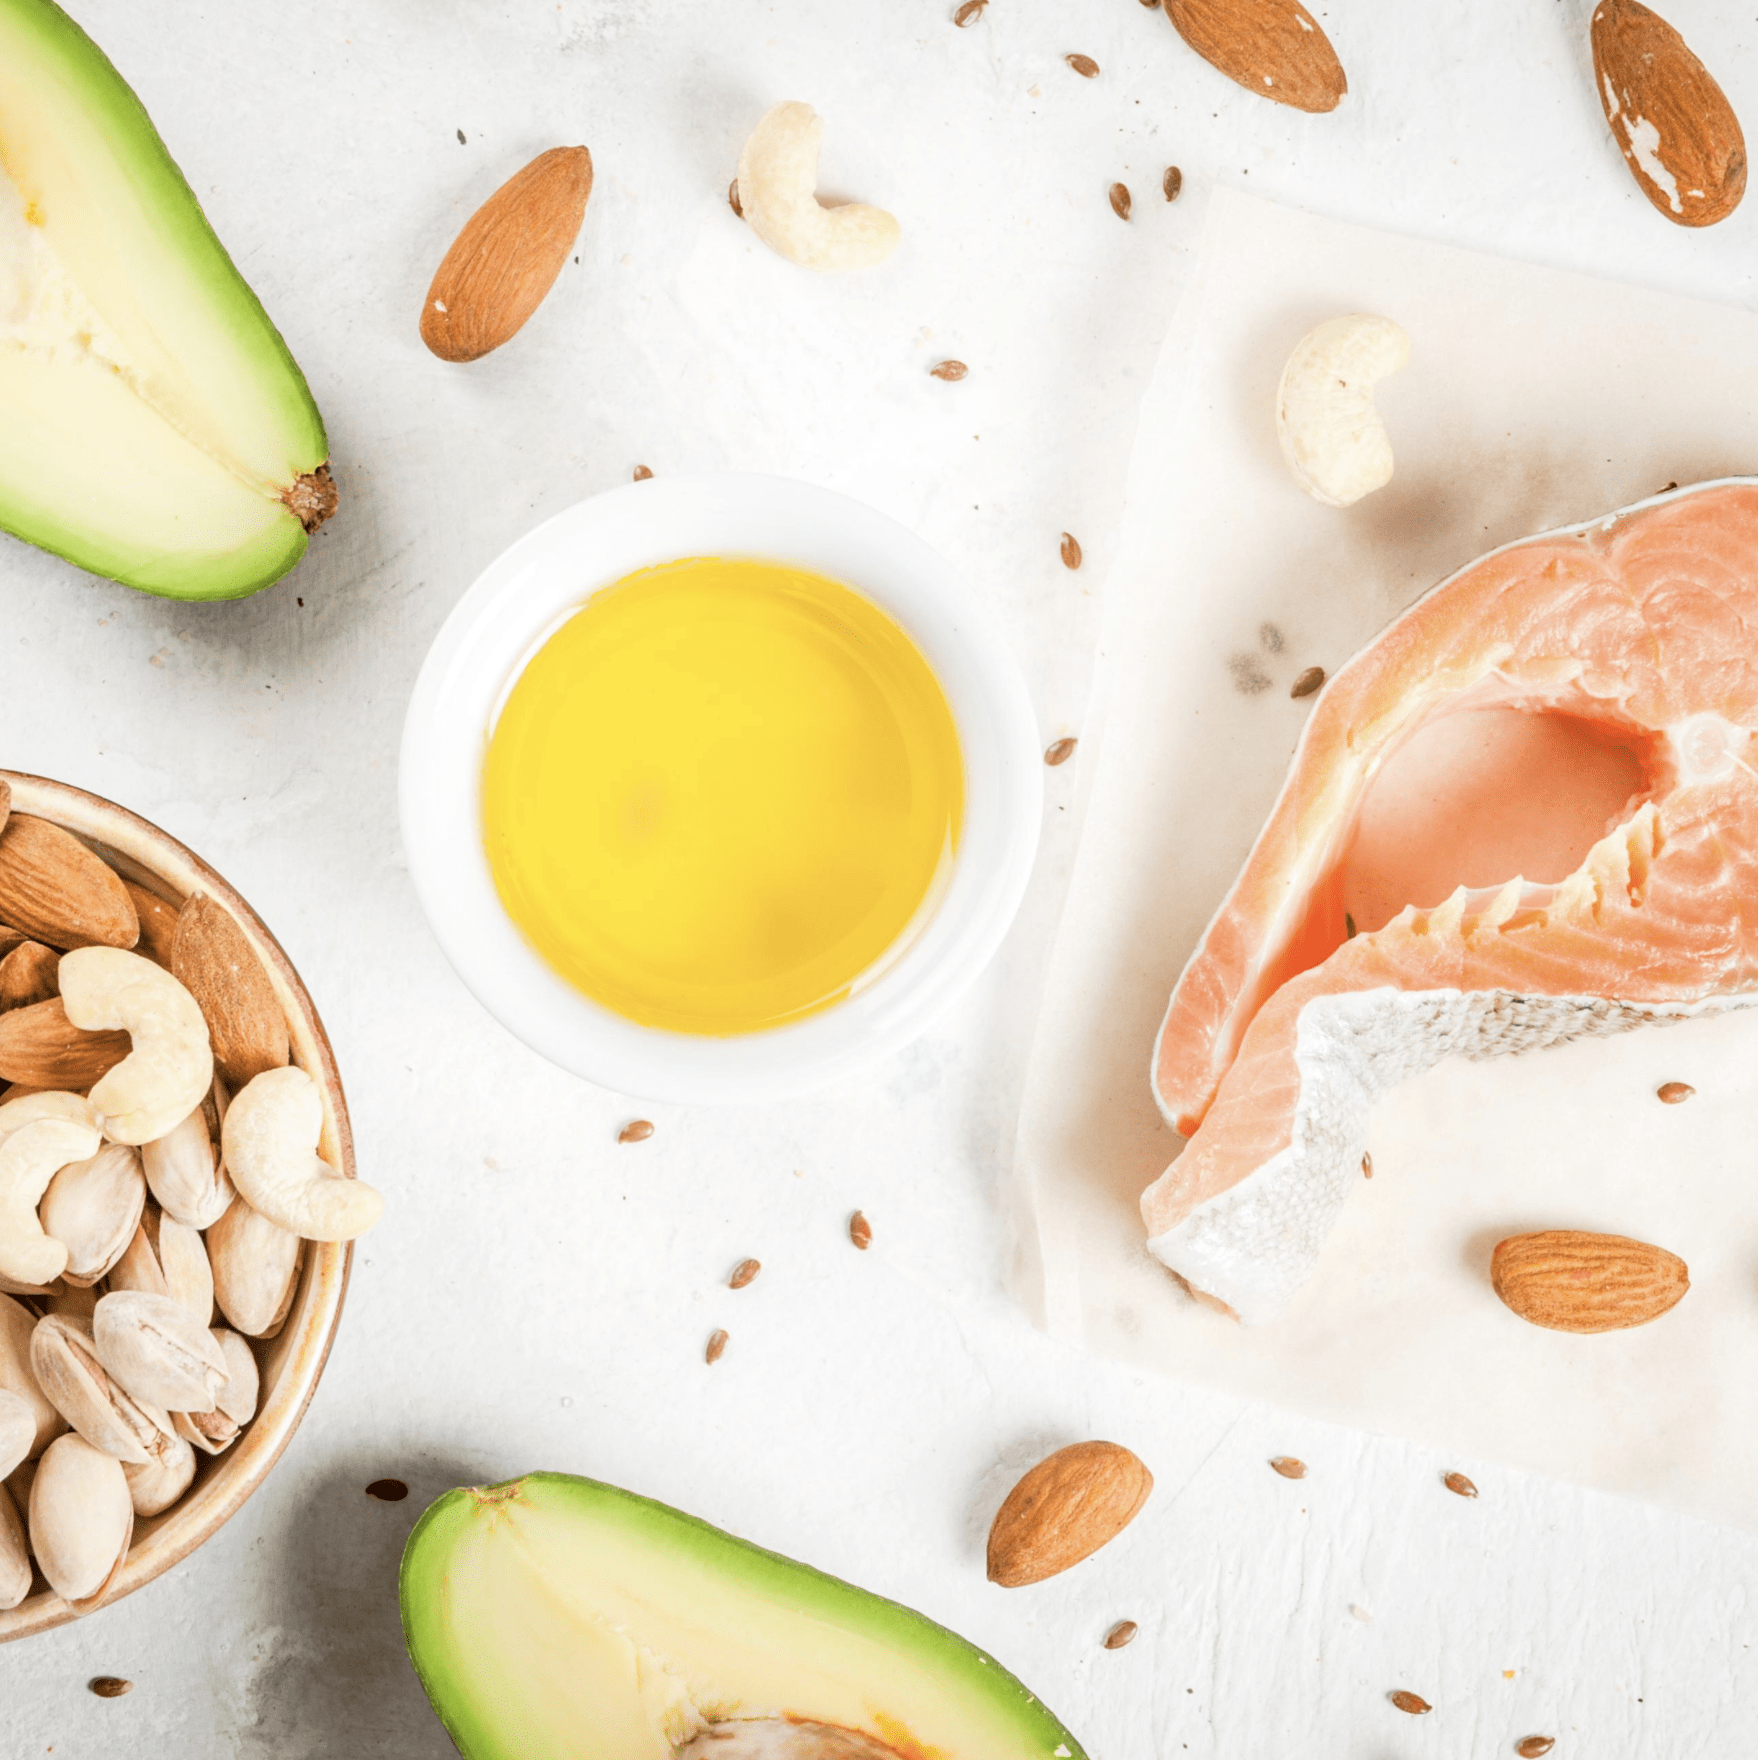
[{"x1": 400, "y1": 474, "x2": 1041, "y2": 1104}]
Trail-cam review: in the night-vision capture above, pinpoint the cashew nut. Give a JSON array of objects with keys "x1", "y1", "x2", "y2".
[
  {"x1": 221, "y1": 1067, "x2": 383, "y2": 1241},
  {"x1": 58, "y1": 948, "x2": 213, "y2": 1146},
  {"x1": 0, "y1": 1090, "x2": 97, "y2": 1144},
  {"x1": 0, "y1": 1116, "x2": 103, "y2": 1286},
  {"x1": 736, "y1": 102, "x2": 900, "y2": 272},
  {"x1": 1275, "y1": 313, "x2": 1410, "y2": 507}
]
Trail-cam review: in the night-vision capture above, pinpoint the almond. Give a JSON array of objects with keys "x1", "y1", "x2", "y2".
[
  {"x1": 0, "y1": 816, "x2": 137, "y2": 952},
  {"x1": 421, "y1": 146, "x2": 594, "y2": 362},
  {"x1": 1591, "y1": 0, "x2": 1745, "y2": 227},
  {"x1": 0, "y1": 942, "x2": 58, "y2": 1014},
  {"x1": 122, "y1": 883, "x2": 179, "y2": 970},
  {"x1": 986, "y1": 1441, "x2": 1153, "y2": 1587},
  {"x1": 171, "y1": 896, "x2": 289, "y2": 1092},
  {"x1": 1490, "y1": 1229, "x2": 1688, "y2": 1332},
  {"x1": 0, "y1": 998, "x2": 130, "y2": 1090},
  {"x1": 1164, "y1": 0, "x2": 1346, "y2": 113}
]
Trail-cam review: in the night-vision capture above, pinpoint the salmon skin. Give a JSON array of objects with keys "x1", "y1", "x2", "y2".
[{"x1": 1143, "y1": 480, "x2": 1758, "y2": 1324}]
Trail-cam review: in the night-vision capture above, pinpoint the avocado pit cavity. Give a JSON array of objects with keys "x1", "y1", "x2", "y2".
[{"x1": 676, "y1": 1720, "x2": 904, "y2": 1759}]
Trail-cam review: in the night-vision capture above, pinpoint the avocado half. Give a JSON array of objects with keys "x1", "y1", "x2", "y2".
[
  {"x1": 400, "y1": 1473, "x2": 1091, "y2": 1760},
  {"x1": 0, "y1": 0, "x2": 334, "y2": 600}
]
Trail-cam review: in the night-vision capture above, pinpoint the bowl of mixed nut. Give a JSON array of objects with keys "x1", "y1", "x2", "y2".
[{"x1": 0, "y1": 771, "x2": 380, "y2": 1640}]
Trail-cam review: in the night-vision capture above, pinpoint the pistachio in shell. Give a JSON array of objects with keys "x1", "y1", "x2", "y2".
[{"x1": 29, "y1": 1432, "x2": 133, "y2": 1607}]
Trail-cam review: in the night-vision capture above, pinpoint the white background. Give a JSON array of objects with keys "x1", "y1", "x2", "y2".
[{"x1": 3, "y1": 0, "x2": 1757, "y2": 1754}]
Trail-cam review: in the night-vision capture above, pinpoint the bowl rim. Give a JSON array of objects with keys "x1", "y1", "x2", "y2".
[
  {"x1": 0, "y1": 771, "x2": 353, "y2": 1642},
  {"x1": 399, "y1": 472, "x2": 1043, "y2": 1104}
]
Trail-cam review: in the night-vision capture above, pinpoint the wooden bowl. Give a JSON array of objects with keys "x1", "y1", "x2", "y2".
[{"x1": 0, "y1": 772, "x2": 353, "y2": 1641}]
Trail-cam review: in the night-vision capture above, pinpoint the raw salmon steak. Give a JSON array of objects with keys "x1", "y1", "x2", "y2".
[{"x1": 1143, "y1": 481, "x2": 1758, "y2": 1323}]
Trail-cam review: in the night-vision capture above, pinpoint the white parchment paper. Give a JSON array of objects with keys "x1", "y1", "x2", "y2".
[{"x1": 1013, "y1": 189, "x2": 1758, "y2": 1533}]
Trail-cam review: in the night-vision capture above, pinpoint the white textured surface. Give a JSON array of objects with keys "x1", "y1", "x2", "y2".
[{"x1": 3, "y1": 0, "x2": 1758, "y2": 1755}]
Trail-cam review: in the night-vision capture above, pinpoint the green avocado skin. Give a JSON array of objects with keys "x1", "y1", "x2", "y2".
[
  {"x1": 399, "y1": 1472, "x2": 1092, "y2": 1760},
  {"x1": 0, "y1": 0, "x2": 329, "y2": 600}
]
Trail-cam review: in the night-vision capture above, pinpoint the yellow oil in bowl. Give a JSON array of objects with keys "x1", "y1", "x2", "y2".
[{"x1": 481, "y1": 556, "x2": 964, "y2": 1035}]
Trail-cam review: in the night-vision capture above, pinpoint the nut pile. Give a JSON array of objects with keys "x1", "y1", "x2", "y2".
[{"x1": 0, "y1": 787, "x2": 382, "y2": 1614}]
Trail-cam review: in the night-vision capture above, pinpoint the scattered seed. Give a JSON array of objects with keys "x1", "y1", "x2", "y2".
[
  {"x1": 88, "y1": 1677, "x2": 133, "y2": 1699},
  {"x1": 849, "y1": 1211, "x2": 873, "y2": 1250},
  {"x1": 1103, "y1": 1620, "x2": 1138, "y2": 1649},
  {"x1": 728, "y1": 178, "x2": 743, "y2": 218},
  {"x1": 729, "y1": 1257, "x2": 762, "y2": 1289},
  {"x1": 953, "y1": 0, "x2": 987, "y2": 23},
  {"x1": 706, "y1": 1328, "x2": 729, "y2": 1364},
  {"x1": 632, "y1": 465, "x2": 653, "y2": 481},
  {"x1": 1066, "y1": 52, "x2": 1100, "y2": 78},
  {"x1": 1443, "y1": 1471, "x2": 1479, "y2": 1499},
  {"x1": 1349, "y1": 1604, "x2": 1373, "y2": 1622},
  {"x1": 1389, "y1": 1691, "x2": 1432, "y2": 1715},
  {"x1": 618, "y1": 1119, "x2": 655, "y2": 1144},
  {"x1": 1269, "y1": 1456, "x2": 1306, "y2": 1480},
  {"x1": 1060, "y1": 532, "x2": 1083, "y2": 570},
  {"x1": 1657, "y1": 1081, "x2": 1694, "y2": 1104},
  {"x1": 1044, "y1": 737, "x2": 1078, "y2": 766},
  {"x1": 1515, "y1": 1740, "x2": 1556, "y2": 1758},
  {"x1": 929, "y1": 359, "x2": 968, "y2": 381},
  {"x1": 1657, "y1": 481, "x2": 1679, "y2": 495},
  {"x1": 1290, "y1": 665, "x2": 1325, "y2": 698},
  {"x1": 1361, "y1": 1151, "x2": 1373, "y2": 1179},
  {"x1": 1345, "y1": 913, "x2": 1358, "y2": 938},
  {"x1": 1163, "y1": 165, "x2": 1183, "y2": 201},
  {"x1": 1109, "y1": 182, "x2": 1132, "y2": 221},
  {"x1": 456, "y1": 129, "x2": 467, "y2": 145},
  {"x1": 365, "y1": 1479, "x2": 410, "y2": 1502}
]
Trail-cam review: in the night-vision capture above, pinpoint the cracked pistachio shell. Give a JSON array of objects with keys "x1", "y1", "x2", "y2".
[
  {"x1": 92, "y1": 1290, "x2": 228, "y2": 1415},
  {"x1": 141, "y1": 1102, "x2": 233, "y2": 1231},
  {"x1": 123, "y1": 1428, "x2": 196, "y2": 1517},
  {"x1": 211, "y1": 1329, "x2": 258, "y2": 1425},
  {"x1": 206, "y1": 1195, "x2": 301, "y2": 1339},
  {"x1": 0, "y1": 1291, "x2": 64, "y2": 1459},
  {"x1": 175, "y1": 1328, "x2": 258, "y2": 1455},
  {"x1": 29, "y1": 1432, "x2": 133, "y2": 1607},
  {"x1": 0, "y1": 1480, "x2": 28, "y2": 1612},
  {"x1": 39, "y1": 1142, "x2": 145, "y2": 1287},
  {"x1": 0, "y1": 1387, "x2": 33, "y2": 1480},
  {"x1": 110, "y1": 1209, "x2": 214, "y2": 1326},
  {"x1": 0, "y1": 1269, "x2": 55, "y2": 1297},
  {"x1": 28, "y1": 1313, "x2": 172, "y2": 1467}
]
